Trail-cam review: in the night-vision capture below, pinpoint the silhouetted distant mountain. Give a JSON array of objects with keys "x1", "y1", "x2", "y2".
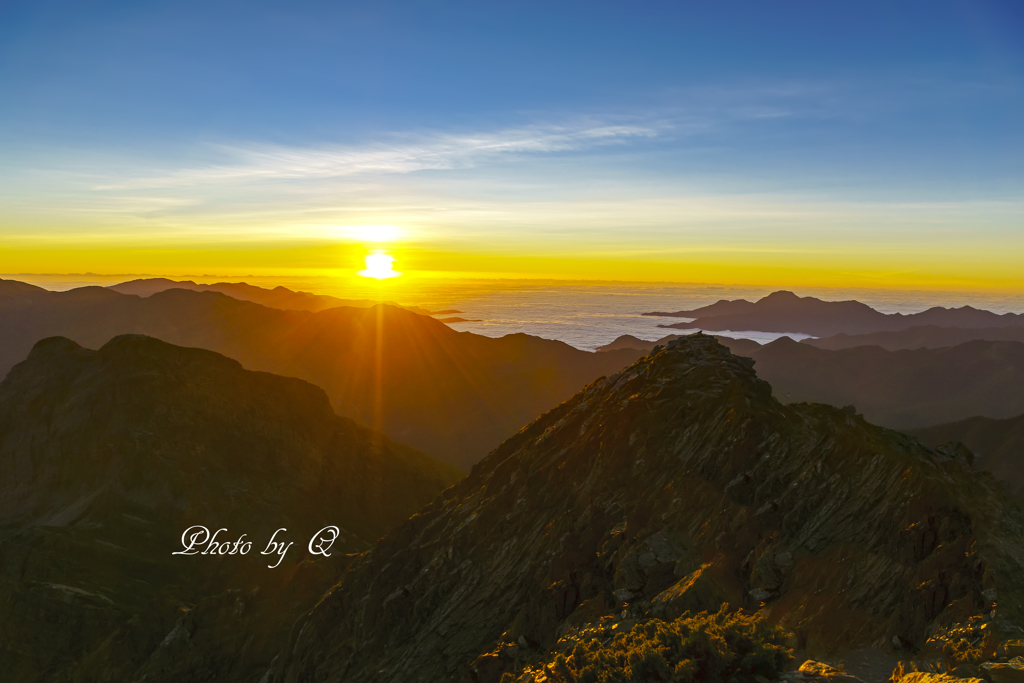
[
  {"x1": 0, "y1": 279, "x2": 642, "y2": 469},
  {"x1": 805, "y1": 324, "x2": 1024, "y2": 351},
  {"x1": 267, "y1": 334, "x2": 1024, "y2": 683},
  {"x1": 644, "y1": 290, "x2": 1024, "y2": 337},
  {"x1": 642, "y1": 297, "x2": 759, "y2": 318},
  {"x1": 109, "y1": 277, "x2": 433, "y2": 314},
  {"x1": 909, "y1": 412, "x2": 1024, "y2": 502},
  {"x1": 0, "y1": 335, "x2": 459, "y2": 681}
]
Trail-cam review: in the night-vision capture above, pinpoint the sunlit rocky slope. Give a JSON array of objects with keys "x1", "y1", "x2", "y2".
[
  {"x1": 0, "y1": 335, "x2": 460, "y2": 682},
  {"x1": 269, "y1": 334, "x2": 1024, "y2": 683}
]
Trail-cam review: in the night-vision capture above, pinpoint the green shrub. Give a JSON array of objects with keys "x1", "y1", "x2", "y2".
[
  {"x1": 537, "y1": 605, "x2": 792, "y2": 683},
  {"x1": 943, "y1": 637, "x2": 985, "y2": 665}
]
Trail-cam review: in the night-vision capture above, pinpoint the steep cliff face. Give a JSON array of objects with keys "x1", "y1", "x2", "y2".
[
  {"x1": 0, "y1": 335, "x2": 461, "y2": 682},
  {"x1": 272, "y1": 334, "x2": 1024, "y2": 683}
]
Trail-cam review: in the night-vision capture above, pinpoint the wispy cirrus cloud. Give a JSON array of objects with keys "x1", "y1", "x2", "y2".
[{"x1": 94, "y1": 122, "x2": 664, "y2": 190}]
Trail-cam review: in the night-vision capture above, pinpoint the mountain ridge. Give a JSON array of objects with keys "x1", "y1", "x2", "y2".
[
  {"x1": 0, "y1": 333, "x2": 462, "y2": 681},
  {"x1": 909, "y1": 412, "x2": 1024, "y2": 503},
  {"x1": 269, "y1": 333, "x2": 1024, "y2": 683},
  {"x1": 597, "y1": 333, "x2": 1024, "y2": 430},
  {"x1": 0, "y1": 279, "x2": 643, "y2": 469},
  {"x1": 643, "y1": 291, "x2": 1024, "y2": 337},
  {"x1": 107, "y1": 277, "x2": 434, "y2": 314},
  {"x1": 805, "y1": 325, "x2": 1024, "y2": 351}
]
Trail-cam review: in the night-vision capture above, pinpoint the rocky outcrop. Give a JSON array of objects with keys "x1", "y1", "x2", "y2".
[
  {"x1": 0, "y1": 335, "x2": 461, "y2": 682},
  {"x1": 269, "y1": 334, "x2": 1024, "y2": 683}
]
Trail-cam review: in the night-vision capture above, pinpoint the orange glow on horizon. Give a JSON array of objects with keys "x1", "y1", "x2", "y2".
[{"x1": 2, "y1": 239, "x2": 1022, "y2": 294}]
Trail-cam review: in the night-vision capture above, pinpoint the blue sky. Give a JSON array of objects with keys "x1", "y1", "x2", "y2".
[{"x1": 1, "y1": 0, "x2": 1022, "y2": 287}]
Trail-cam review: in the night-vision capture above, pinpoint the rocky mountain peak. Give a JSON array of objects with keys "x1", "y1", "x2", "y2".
[
  {"x1": 549, "y1": 332, "x2": 770, "y2": 421},
  {"x1": 272, "y1": 330, "x2": 1024, "y2": 683}
]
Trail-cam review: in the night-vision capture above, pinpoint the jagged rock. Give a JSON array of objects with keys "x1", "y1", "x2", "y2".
[
  {"x1": 797, "y1": 660, "x2": 866, "y2": 683},
  {"x1": 982, "y1": 659, "x2": 1024, "y2": 683},
  {"x1": 1001, "y1": 640, "x2": 1024, "y2": 658},
  {"x1": 266, "y1": 333, "x2": 1024, "y2": 682},
  {"x1": 950, "y1": 664, "x2": 983, "y2": 679},
  {"x1": 650, "y1": 562, "x2": 737, "y2": 620},
  {"x1": 936, "y1": 442, "x2": 975, "y2": 467}
]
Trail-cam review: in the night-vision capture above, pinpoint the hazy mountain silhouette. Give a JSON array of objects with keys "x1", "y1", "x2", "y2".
[
  {"x1": 746, "y1": 337, "x2": 1024, "y2": 429},
  {"x1": 597, "y1": 332, "x2": 762, "y2": 356},
  {"x1": 0, "y1": 334, "x2": 460, "y2": 682},
  {"x1": 805, "y1": 324, "x2": 1024, "y2": 351},
  {"x1": 910, "y1": 413, "x2": 1024, "y2": 502},
  {"x1": 599, "y1": 333, "x2": 1024, "y2": 430},
  {"x1": 644, "y1": 291, "x2": 1024, "y2": 337},
  {"x1": 109, "y1": 277, "x2": 433, "y2": 314},
  {"x1": 267, "y1": 334, "x2": 1024, "y2": 683},
  {"x1": 0, "y1": 279, "x2": 642, "y2": 469}
]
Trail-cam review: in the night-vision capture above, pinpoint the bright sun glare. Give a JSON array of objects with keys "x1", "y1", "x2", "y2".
[
  {"x1": 358, "y1": 252, "x2": 402, "y2": 279},
  {"x1": 347, "y1": 224, "x2": 401, "y2": 243}
]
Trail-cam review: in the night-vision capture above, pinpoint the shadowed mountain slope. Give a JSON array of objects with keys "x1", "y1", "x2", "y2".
[
  {"x1": 0, "y1": 334, "x2": 460, "y2": 682},
  {"x1": 909, "y1": 413, "x2": 1024, "y2": 502},
  {"x1": 269, "y1": 334, "x2": 1024, "y2": 683},
  {"x1": 746, "y1": 338, "x2": 1024, "y2": 429},
  {"x1": 599, "y1": 333, "x2": 1024, "y2": 430},
  {"x1": 0, "y1": 279, "x2": 642, "y2": 469},
  {"x1": 645, "y1": 291, "x2": 1024, "y2": 337},
  {"x1": 805, "y1": 325, "x2": 1024, "y2": 351},
  {"x1": 108, "y1": 277, "x2": 432, "y2": 314}
]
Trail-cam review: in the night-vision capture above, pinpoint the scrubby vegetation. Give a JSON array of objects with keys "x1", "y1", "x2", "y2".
[
  {"x1": 943, "y1": 637, "x2": 986, "y2": 665},
  {"x1": 508, "y1": 606, "x2": 793, "y2": 683}
]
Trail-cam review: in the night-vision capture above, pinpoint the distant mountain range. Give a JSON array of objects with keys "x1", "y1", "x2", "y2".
[
  {"x1": 910, "y1": 412, "x2": 1024, "y2": 502},
  {"x1": 805, "y1": 324, "x2": 1024, "y2": 351},
  {"x1": 0, "y1": 279, "x2": 641, "y2": 469},
  {"x1": 268, "y1": 334, "x2": 1024, "y2": 682},
  {"x1": 0, "y1": 335, "x2": 459, "y2": 681},
  {"x1": 108, "y1": 277, "x2": 434, "y2": 315},
  {"x1": 7, "y1": 291, "x2": 1024, "y2": 681},
  {"x1": 644, "y1": 290, "x2": 1024, "y2": 337},
  {"x1": 599, "y1": 333, "x2": 1024, "y2": 429}
]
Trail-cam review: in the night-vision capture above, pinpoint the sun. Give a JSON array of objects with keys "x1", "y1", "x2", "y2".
[{"x1": 358, "y1": 252, "x2": 402, "y2": 279}]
